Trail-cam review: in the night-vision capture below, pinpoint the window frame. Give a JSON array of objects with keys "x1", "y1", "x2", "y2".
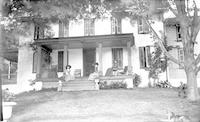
[
  {"x1": 111, "y1": 17, "x2": 121, "y2": 34},
  {"x1": 139, "y1": 46, "x2": 150, "y2": 68},
  {"x1": 138, "y1": 17, "x2": 150, "y2": 34},
  {"x1": 84, "y1": 18, "x2": 95, "y2": 36},
  {"x1": 112, "y1": 48, "x2": 123, "y2": 68}
]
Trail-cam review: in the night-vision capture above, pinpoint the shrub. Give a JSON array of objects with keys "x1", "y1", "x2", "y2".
[
  {"x1": 133, "y1": 74, "x2": 141, "y2": 87},
  {"x1": 3, "y1": 88, "x2": 15, "y2": 102},
  {"x1": 99, "y1": 81, "x2": 127, "y2": 89}
]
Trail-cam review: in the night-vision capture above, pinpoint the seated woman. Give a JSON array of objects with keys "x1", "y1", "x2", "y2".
[
  {"x1": 88, "y1": 63, "x2": 99, "y2": 81},
  {"x1": 58, "y1": 65, "x2": 74, "y2": 91}
]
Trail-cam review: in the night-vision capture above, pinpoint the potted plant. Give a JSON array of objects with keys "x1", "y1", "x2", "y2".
[{"x1": 2, "y1": 88, "x2": 16, "y2": 121}]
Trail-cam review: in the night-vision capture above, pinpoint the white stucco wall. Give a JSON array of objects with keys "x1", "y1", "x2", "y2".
[{"x1": 51, "y1": 49, "x2": 83, "y2": 77}]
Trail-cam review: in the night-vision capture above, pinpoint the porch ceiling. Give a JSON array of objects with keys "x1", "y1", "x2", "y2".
[{"x1": 33, "y1": 33, "x2": 134, "y2": 50}]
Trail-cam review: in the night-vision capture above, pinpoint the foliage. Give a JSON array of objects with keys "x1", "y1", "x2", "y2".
[
  {"x1": 148, "y1": 43, "x2": 168, "y2": 80},
  {"x1": 99, "y1": 81, "x2": 127, "y2": 89},
  {"x1": 154, "y1": 80, "x2": 172, "y2": 88},
  {"x1": 2, "y1": 88, "x2": 15, "y2": 102},
  {"x1": 133, "y1": 73, "x2": 141, "y2": 87}
]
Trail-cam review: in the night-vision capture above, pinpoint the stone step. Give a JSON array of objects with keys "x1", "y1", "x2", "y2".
[{"x1": 61, "y1": 80, "x2": 97, "y2": 91}]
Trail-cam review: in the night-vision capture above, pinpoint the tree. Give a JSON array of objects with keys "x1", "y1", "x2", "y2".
[{"x1": 102, "y1": 0, "x2": 200, "y2": 101}]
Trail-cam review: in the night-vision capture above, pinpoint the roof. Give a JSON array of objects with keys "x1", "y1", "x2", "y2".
[{"x1": 34, "y1": 33, "x2": 135, "y2": 50}]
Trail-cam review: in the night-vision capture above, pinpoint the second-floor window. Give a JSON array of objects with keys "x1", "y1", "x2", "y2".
[
  {"x1": 34, "y1": 24, "x2": 44, "y2": 39},
  {"x1": 84, "y1": 19, "x2": 95, "y2": 36},
  {"x1": 111, "y1": 17, "x2": 121, "y2": 34},
  {"x1": 59, "y1": 21, "x2": 69, "y2": 37},
  {"x1": 138, "y1": 18, "x2": 149, "y2": 34},
  {"x1": 139, "y1": 46, "x2": 150, "y2": 68},
  {"x1": 176, "y1": 24, "x2": 181, "y2": 42}
]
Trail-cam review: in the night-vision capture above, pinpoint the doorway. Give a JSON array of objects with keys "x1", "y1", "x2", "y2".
[{"x1": 83, "y1": 48, "x2": 96, "y2": 76}]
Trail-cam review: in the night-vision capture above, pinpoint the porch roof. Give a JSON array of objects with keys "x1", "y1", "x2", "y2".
[
  {"x1": 0, "y1": 49, "x2": 18, "y2": 62},
  {"x1": 33, "y1": 33, "x2": 134, "y2": 50}
]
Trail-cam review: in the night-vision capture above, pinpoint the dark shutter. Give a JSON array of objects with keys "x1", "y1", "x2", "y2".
[
  {"x1": 33, "y1": 51, "x2": 38, "y2": 73},
  {"x1": 139, "y1": 47, "x2": 145, "y2": 68},
  {"x1": 58, "y1": 51, "x2": 63, "y2": 72}
]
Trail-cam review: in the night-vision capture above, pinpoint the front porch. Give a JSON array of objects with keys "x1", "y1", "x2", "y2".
[{"x1": 33, "y1": 33, "x2": 135, "y2": 90}]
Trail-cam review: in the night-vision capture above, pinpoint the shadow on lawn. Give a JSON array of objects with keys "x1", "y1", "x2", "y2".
[{"x1": 13, "y1": 88, "x2": 58, "y2": 114}]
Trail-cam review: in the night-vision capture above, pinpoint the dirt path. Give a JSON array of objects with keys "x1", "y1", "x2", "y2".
[{"x1": 9, "y1": 88, "x2": 200, "y2": 122}]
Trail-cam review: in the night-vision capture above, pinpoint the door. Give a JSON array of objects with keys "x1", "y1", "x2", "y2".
[{"x1": 83, "y1": 48, "x2": 96, "y2": 76}]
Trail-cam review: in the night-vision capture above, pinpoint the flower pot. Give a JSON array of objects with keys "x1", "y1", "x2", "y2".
[{"x1": 3, "y1": 102, "x2": 17, "y2": 121}]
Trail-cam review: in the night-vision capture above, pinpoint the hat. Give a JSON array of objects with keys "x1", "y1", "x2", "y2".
[{"x1": 66, "y1": 65, "x2": 71, "y2": 69}]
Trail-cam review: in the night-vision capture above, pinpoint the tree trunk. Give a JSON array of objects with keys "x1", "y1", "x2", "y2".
[{"x1": 185, "y1": 67, "x2": 200, "y2": 101}]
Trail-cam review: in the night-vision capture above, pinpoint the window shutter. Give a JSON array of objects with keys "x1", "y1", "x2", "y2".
[
  {"x1": 143, "y1": 19, "x2": 149, "y2": 34},
  {"x1": 34, "y1": 25, "x2": 40, "y2": 39},
  {"x1": 139, "y1": 47, "x2": 145, "y2": 68},
  {"x1": 145, "y1": 46, "x2": 150, "y2": 67},
  {"x1": 117, "y1": 18, "x2": 121, "y2": 34},
  {"x1": 176, "y1": 25, "x2": 182, "y2": 42},
  {"x1": 58, "y1": 51, "x2": 64, "y2": 72},
  {"x1": 64, "y1": 21, "x2": 69, "y2": 37},
  {"x1": 111, "y1": 17, "x2": 115, "y2": 34},
  {"x1": 178, "y1": 48, "x2": 184, "y2": 68},
  {"x1": 33, "y1": 51, "x2": 38, "y2": 73},
  {"x1": 90, "y1": 19, "x2": 95, "y2": 35}
]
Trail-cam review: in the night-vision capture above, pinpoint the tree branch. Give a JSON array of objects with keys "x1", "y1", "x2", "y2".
[
  {"x1": 167, "y1": 1, "x2": 178, "y2": 17},
  {"x1": 191, "y1": 0, "x2": 200, "y2": 43},
  {"x1": 195, "y1": 65, "x2": 200, "y2": 74},
  {"x1": 144, "y1": 17, "x2": 184, "y2": 68},
  {"x1": 195, "y1": 54, "x2": 200, "y2": 65}
]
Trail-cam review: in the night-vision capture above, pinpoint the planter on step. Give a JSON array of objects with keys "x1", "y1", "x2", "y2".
[{"x1": 3, "y1": 102, "x2": 17, "y2": 121}]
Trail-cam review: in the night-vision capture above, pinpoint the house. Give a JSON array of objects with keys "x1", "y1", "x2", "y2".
[
  {"x1": 3, "y1": 10, "x2": 200, "y2": 93},
  {"x1": 7, "y1": 15, "x2": 159, "y2": 93}
]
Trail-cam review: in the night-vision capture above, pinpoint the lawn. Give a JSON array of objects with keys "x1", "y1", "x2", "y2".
[{"x1": 9, "y1": 88, "x2": 200, "y2": 122}]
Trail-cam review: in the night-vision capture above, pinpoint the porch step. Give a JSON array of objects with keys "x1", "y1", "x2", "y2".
[{"x1": 62, "y1": 80, "x2": 97, "y2": 91}]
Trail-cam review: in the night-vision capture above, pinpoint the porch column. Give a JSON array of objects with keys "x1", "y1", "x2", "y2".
[
  {"x1": 8, "y1": 61, "x2": 11, "y2": 79},
  {"x1": 127, "y1": 41, "x2": 132, "y2": 75},
  {"x1": 36, "y1": 46, "x2": 42, "y2": 78},
  {"x1": 63, "y1": 45, "x2": 68, "y2": 71},
  {"x1": 98, "y1": 43, "x2": 103, "y2": 76}
]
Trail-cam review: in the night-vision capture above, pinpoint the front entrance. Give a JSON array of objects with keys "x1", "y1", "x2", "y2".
[{"x1": 83, "y1": 48, "x2": 96, "y2": 76}]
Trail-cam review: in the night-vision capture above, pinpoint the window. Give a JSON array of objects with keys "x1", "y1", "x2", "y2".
[
  {"x1": 34, "y1": 24, "x2": 44, "y2": 39},
  {"x1": 111, "y1": 17, "x2": 121, "y2": 34},
  {"x1": 176, "y1": 24, "x2": 181, "y2": 42},
  {"x1": 58, "y1": 51, "x2": 64, "y2": 72},
  {"x1": 139, "y1": 46, "x2": 150, "y2": 68},
  {"x1": 138, "y1": 18, "x2": 149, "y2": 34},
  {"x1": 84, "y1": 19, "x2": 95, "y2": 36},
  {"x1": 59, "y1": 21, "x2": 69, "y2": 37},
  {"x1": 112, "y1": 48, "x2": 123, "y2": 68},
  {"x1": 178, "y1": 48, "x2": 184, "y2": 68},
  {"x1": 33, "y1": 51, "x2": 38, "y2": 73}
]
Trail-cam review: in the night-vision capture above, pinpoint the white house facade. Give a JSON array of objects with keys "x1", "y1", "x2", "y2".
[{"x1": 5, "y1": 11, "x2": 200, "y2": 93}]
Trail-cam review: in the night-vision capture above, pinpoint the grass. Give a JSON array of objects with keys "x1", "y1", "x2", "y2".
[{"x1": 9, "y1": 88, "x2": 200, "y2": 122}]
